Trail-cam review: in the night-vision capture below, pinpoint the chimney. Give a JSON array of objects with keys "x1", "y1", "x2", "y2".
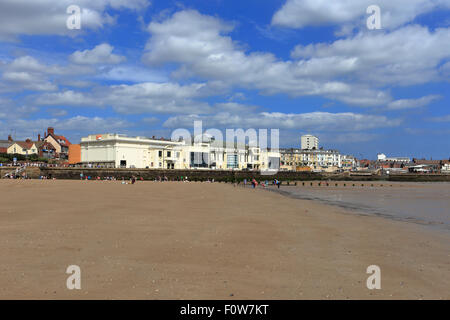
[
  {"x1": 47, "y1": 127, "x2": 55, "y2": 136},
  {"x1": 38, "y1": 134, "x2": 41, "y2": 141},
  {"x1": 8, "y1": 135, "x2": 13, "y2": 142}
]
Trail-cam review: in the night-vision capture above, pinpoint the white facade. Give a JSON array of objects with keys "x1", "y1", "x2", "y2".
[
  {"x1": 81, "y1": 134, "x2": 184, "y2": 169},
  {"x1": 377, "y1": 153, "x2": 410, "y2": 163},
  {"x1": 280, "y1": 148, "x2": 342, "y2": 171},
  {"x1": 301, "y1": 135, "x2": 319, "y2": 150},
  {"x1": 80, "y1": 133, "x2": 280, "y2": 171}
]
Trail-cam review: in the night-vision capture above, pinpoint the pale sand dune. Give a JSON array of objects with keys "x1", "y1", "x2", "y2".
[{"x1": 0, "y1": 180, "x2": 448, "y2": 299}]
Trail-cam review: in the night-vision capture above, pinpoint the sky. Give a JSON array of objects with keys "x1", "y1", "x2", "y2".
[{"x1": 0, "y1": 0, "x2": 449, "y2": 159}]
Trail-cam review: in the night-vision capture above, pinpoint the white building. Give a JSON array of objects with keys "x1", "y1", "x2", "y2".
[
  {"x1": 80, "y1": 133, "x2": 280, "y2": 171},
  {"x1": 280, "y1": 148, "x2": 342, "y2": 172},
  {"x1": 441, "y1": 162, "x2": 450, "y2": 173},
  {"x1": 81, "y1": 134, "x2": 185, "y2": 169},
  {"x1": 301, "y1": 135, "x2": 319, "y2": 150},
  {"x1": 377, "y1": 153, "x2": 410, "y2": 163}
]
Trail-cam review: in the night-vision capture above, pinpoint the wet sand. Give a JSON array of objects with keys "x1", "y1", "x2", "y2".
[
  {"x1": 0, "y1": 180, "x2": 449, "y2": 299},
  {"x1": 269, "y1": 181, "x2": 450, "y2": 231}
]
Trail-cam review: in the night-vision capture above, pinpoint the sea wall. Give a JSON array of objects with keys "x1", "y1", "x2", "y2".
[
  {"x1": 37, "y1": 168, "x2": 322, "y2": 182},
  {"x1": 22, "y1": 168, "x2": 450, "y2": 182},
  {"x1": 1, "y1": 167, "x2": 449, "y2": 182}
]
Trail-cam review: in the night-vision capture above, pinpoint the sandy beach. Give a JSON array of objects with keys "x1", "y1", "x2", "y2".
[{"x1": 0, "y1": 179, "x2": 449, "y2": 299}]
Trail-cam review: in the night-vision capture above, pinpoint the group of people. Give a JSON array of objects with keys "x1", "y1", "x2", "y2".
[
  {"x1": 75, "y1": 173, "x2": 283, "y2": 187},
  {"x1": 80, "y1": 173, "x2": 119, "y2": 181},
  {"x1": 242, "y1": 178, "x2": 282, "y2": 189}
]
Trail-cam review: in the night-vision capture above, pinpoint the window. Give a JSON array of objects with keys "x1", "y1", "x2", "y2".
[
  {"x1": 190, "y1": 152, "x2": 209, "y2": 168},
  {"x1": 167, "y1": 151, "x2": 171, "y2": 157},
  {"x1": 227, "y1": 154, "x2": 238, "y2": 169},
  {"x1": 158, "y1": 151, "x2": 162, "y2": 157}
]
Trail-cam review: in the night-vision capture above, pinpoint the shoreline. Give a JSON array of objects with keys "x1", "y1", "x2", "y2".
[{"x1": 263, "y1": 183, "x2": 450, "y2": 233}]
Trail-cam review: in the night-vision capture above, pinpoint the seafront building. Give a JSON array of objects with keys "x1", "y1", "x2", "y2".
[
  {"x1": 80, "y1": 133, "x2": 280, "y2": 171},
  {"x1": 0, "y1": 127, "x2": 71, "y2": 160},
  {"x1": 3, "y1": 128, "x2": 448, "y2": 174},
  {"x1": 377, "y1": 153, "x2": 410, "y2": 163},
  {"x1": 300, "y1": 135, "x2": 319, "y2": 150},
  {"x1": 280, "y1": 134, "x2": 357, "y2": 172},
  {"x1": 280, "y1": 148, "x2": 343, "y2": 172}
]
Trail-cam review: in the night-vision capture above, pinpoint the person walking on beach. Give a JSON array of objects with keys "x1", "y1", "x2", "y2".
[
  {"x1": 277, "y1": 180, "x2": 281, "y2": 189},
  {"x1": 244, "y1": 178, "x2": 247, "y2": 187}
]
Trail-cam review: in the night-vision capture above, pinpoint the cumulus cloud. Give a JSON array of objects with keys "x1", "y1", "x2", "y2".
[
  {"x1": 98, "y1": 65, "x2": 168, "y2": 83},
  {"x1": 142, "y1": 10, "x2": 354, "y2": 100},
  {"x1": 428, "y1": 114, "x2": 450, "y2": 122},
  {"x1": 163, "y1": 110, "x2": 401, "y2": 132},
  {"x1": 291, "y1": 25, "x2": 450, "y2": 87},
  {"x1": 142, "y1": 10, "x2": 449, "y2": 108},
  {"x1": 33, "y1": 82, "x2": 214, "y2": 114},
  {"x1": 0, "y1": 0, "x2": 150, "y2": 41},
  {"x1": 386, "y1": 95, "x2": 441, "y2": 110},
  {"x1": 70, "y1": 43, "x2": 126, "y2": 65},
  {"x1": 1, "y1": 71, "x2": 57, "y2": 91},
  {"x1": 272, "y1": 0, "x2": 449, "y2": 30},
  {"x1": 0, "y1": 55, "x2": 95, "y2": 92},
  {"x1": 5, "y1": 55, "x2": 94, "y2": 75}
]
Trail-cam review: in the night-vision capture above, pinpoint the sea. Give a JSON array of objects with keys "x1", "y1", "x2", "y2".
[{"x1": 268, "y1": 182, "x2": 450, "y2": 232}]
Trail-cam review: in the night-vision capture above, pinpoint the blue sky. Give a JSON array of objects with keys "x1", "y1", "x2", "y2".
[{"x1": 0, "y1": 0, "x2": 449, "y2": 159}]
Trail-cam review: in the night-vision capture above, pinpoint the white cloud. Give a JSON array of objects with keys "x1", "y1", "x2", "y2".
[
  {"x1": 143, "y1": 10, "x2": 449, "y2": 108},
  {"x1": 387, "y1": 95, "x2": 441, "y2": 110},
  {"x1": 0, "y1": 0, "x2": 150, "y2": 41},
  {"x1": 163, "y1": 111, "x2": 401, "y2": 132},
  {"x1": 428, "y1": 114, "x2": 450, "y2": 122},
  {"x1": 33, "y1": 82, "x2": 214, "y2": 114},
  {"x1": 1, "y1": 71, "x2": 57, "y2": 92},
  {"x1": 98, "y1": 65, "x2": 167, "y2": 83},
  {"x1": 70, "y1": 43, "x2": 126, "y2": 65},
  {"x1": 141, "y1": 117, "x2": 160, "y2": 125},
  {"x1": 0, "y1": 55, "x2": 96, "y2": 92},
  {"x1": 47, "y1": 109, "x2": 69, "y2": 117},
  {"x1": 272, "y1": 0, "x2": 449, "y2": 30},
  {"x1": 34, "y1": 90, "x2": 99, "y2": 106},
  {"x1": 291, "y1": 25, "x2": 450, "y2": 87},
  {"x1": 5, "y1": 55, "x2": 94, "y2": 75},
  {"x1": 142, "y1": 10, "x2": 372, "y2": 103}
]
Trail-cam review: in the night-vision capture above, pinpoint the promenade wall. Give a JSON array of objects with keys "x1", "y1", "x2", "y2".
[{"x1": 0, "y1": 167, "x2": 446, "y2": 182}]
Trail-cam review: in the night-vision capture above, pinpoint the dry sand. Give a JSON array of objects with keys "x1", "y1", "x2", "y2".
[{"x1": 0, "y1": 179, "x2": 448, "y2": 300}]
